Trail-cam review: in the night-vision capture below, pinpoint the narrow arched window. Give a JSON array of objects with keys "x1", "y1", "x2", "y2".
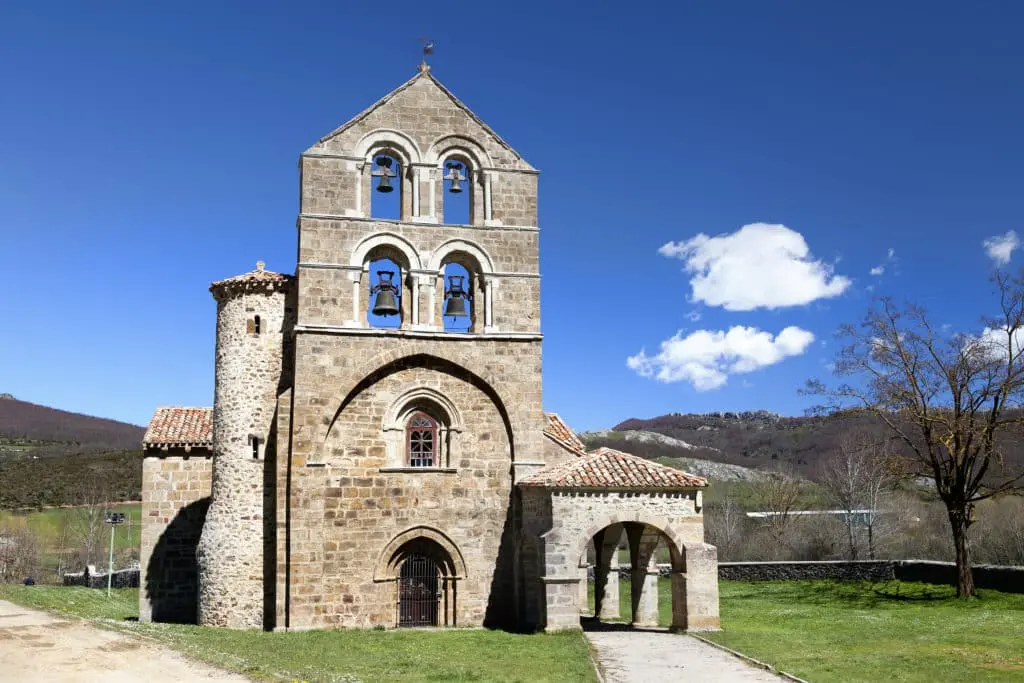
[
  {"x1": 406, "y1": 412, "x2": 437, "y2": 467},
  {"x1": 253, "y1": 315, "x2": 261, "y2": 335},
  {"x1": 370, "y1": 154, "x2": 402, "y2": 220}
]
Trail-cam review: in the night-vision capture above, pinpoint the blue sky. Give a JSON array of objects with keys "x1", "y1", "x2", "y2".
[{"x1": 1, "y1": 2, "x2": 1021, "y2": 430}]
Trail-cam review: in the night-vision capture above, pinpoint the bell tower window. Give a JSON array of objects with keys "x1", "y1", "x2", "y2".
[
  {"x1": 371, "y1": 154, "x2": 402, "y2": 220},
  {"x1": 406, "y1": 412, "x2": 438, "y2": 468},
  {"x1": 442, "y1": 263, "x2": 473, "y2": 333},
  {"x1": 368, "y1": 259, "x2": 403, "y2": 329},
  {"x1": 442, "y1": 159, "x2": 470, "y2": 225}
]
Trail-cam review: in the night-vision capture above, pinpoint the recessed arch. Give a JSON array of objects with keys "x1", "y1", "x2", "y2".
[
  {"x1": 373, "y1": 525, "x2": 468, "y2": 582},
  {"x1": 383, "y1": 386, "x2": 465, "y2": 432},
  {"x1": 355, "y1": 129, "x2": 422, "y2": 165},
  {"x1": 428, "y1": 238, "x2": 495, "y2": 273},
  {"x1": 350, "y1": 232, "x2": 423, "y2": 270},
  {"x1": 426, "y1": 135, "x2": 492, "y2": 168}
]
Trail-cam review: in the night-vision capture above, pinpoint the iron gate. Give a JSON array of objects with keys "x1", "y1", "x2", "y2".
[{"x1": 398, "y1": 554, "x2": 440, "y2": 627}]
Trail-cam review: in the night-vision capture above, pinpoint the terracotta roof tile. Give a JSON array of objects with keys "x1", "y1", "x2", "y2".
[
  {"x1": 543, "y1": 412, "x2": 586, "y2": 456},
  {"x1": 143, "y1": 407, "x2": 213, "y2": 448},
  {"x1": 210, "y1": 261, "x2": 292, "y2": 299},
  {"x1": 520, "y1": 446, "x2": 707, "y2": 490}
]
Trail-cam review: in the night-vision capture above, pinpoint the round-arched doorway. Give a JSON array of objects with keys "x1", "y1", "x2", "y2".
[{"x1": 398, "y1": 553, "x2": 440, "y2": 627}]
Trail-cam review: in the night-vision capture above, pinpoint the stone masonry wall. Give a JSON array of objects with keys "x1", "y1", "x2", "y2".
[
  {"x1": 284, "y1": 345, "x2": 541, "y2": 629},
  {"x1": 139, "y1": 452, "x2": 212, "y2": 623},
  {"x1": 197, "y1": 285, "x2": 290, "y2": 629}
]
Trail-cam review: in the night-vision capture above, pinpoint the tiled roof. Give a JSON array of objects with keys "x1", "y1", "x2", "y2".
[
  {"x1": 543, "y1": 412, "x2": 586, "y2": 456},
  {"x1": 520, "y1": 447, "x2": 707, "y2": 490},
  {"x1": 210, "y1": 261, "x2": 292, "y2": 300},
  {"x1": 143, "y1": 407, "x2": 213, "y2": 448}
]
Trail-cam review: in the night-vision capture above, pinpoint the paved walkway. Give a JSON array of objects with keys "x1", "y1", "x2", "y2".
[
  {"x1": 0, "y1": 600, "x2": 250, "y2": 683},
  {"x1": 585, "y1": 627, "x2": 783, "y2": 682}
]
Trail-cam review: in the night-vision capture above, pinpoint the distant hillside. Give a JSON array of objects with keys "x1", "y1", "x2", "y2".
[
  {"x1": 604, "y1": 409, "x2": 1024, "y2": 481},
  {"x1": 0, "y1": 396, "x2": 144, "y2": 458}
]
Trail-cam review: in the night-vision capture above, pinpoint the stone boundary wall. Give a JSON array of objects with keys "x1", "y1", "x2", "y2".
[
  {"x1": 715, "y1": 560, "x2": 1024, "y2": 593},
  {"x1": 63, "y1": 565, "x2": 140, "y2": 589}
]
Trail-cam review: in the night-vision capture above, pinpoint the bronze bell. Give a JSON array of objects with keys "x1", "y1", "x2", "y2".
[
  {"x1": 372, "y1": 156, "x2": 396, "y2": 193},
  {"x1": 444, "y1": 275, "x2": 470, "y2": 318},
  {"x1": 445, "y1": 161, "x2": 465, "y2": 194},
  {"x1": 371, "y1": 271, "x2": 400, "y2": 317}
]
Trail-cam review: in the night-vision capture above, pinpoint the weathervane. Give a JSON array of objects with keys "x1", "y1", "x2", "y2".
[{"x1": 420, "y1": 37, "x2": 434, "y2": 72}]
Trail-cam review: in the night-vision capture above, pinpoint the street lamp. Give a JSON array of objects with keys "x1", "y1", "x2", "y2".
[{"x1": 104, "y1": 512, "x2": 126, "y2": 597}]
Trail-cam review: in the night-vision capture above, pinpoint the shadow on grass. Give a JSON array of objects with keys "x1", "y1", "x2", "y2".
[{"x1": 721, "y1": 579, "x2": 986, "y2": 609}]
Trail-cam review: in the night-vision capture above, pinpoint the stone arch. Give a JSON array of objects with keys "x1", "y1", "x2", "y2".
[
  {"x1": 426, "y1": 135, "x2": 492, "y2": 168},
  {"x1": 373, "y1": 525, "x2": 468, "y2": 582},
  {"x1": 350, "y1": 232, "x2": 423, "y2": 270},
  {"x1": 322, "y1": 352, "x2": 516, "y2": 463},
  {"x1": 427, "y1": 238, "x2": 495, "y2": 274},
  {"x1": 568, "y1": 512, "x2": 687, "y2": 574},
  {"x1": 355, "y1": 129, "x2": 422, "y2": 165},
  {"x1": 381, "y1": 386, "x2": 465, "y2": 468}
]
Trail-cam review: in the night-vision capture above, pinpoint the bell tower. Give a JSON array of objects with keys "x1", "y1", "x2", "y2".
[{"x1": 278, "y1": 67, "x2": 548, "y2": 629}]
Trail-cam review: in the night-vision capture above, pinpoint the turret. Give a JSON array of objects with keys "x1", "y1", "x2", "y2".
[{"x1": 197, "y1": 261, "x2": 293, "y2": 628}]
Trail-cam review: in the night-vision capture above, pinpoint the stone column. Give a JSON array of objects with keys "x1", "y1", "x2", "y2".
[
  {"x1": 593, "y1": 525, "x2": 622, "y2": 621},
  {"x1": 673, "y1": 542, "x2": 721, "y2": 632},
  {"x1": 483, "y1": 170, "x2": 493, "y2": 222},
  {"x1": 578, "y1": 562, "x2": 589, "y2": 615},
  {"x1": 626, "y1": 524, "x2": 662, "y2": 628},
  {"x1": 347, "y1": 271, "x2": 362, "y2": 327}
]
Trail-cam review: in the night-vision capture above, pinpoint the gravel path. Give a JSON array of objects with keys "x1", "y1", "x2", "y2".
[
  {"x1": 0, "y1": 599, "x2": 250, "y2": 683},
  {"x1": 586, "y1": 627, "x2": 784, "y2": 682}
]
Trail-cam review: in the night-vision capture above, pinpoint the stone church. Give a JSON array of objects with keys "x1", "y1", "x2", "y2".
[{"x1": 139, "y1": 66, "x2": 720, "y2": 632}]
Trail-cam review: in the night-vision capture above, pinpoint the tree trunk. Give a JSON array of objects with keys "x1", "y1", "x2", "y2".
[
  {"x1": 847, "y1": 521, "x2": 858, "y2": 561},
  {"x1": 867, "y1": 522, "x2": 875, "y2": 561},
  {"x1": 948, "y1": 507, "x2": 975, "y2": 598}
]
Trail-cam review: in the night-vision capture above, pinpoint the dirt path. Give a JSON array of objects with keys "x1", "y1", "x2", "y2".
[
  {"x1": 0, "y1": 600, "x2": 250, "y2": 683},
  {"x1": 586, "y1": 627, "x2": 784, "y2": 682}
]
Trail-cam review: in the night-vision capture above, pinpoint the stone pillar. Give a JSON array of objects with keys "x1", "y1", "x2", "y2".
[
  {"x1": 347, "y1": 271, "x2": 362, "y2": 327},
  {"x1": 626, "y1": 524, "x2": 662, "y2": 628},
  {"x1": 593, "y1": 525, "x2": 622, "y2": 621},
  {"x1": 578, "y1": 562, "x2": 589, "y2": 615},
  {"x1": 673, "y1": 542, "x2": 721, "y2": 632},
  {"x1": 542, "y1": 576, "x2": 581, "y2": 632}
]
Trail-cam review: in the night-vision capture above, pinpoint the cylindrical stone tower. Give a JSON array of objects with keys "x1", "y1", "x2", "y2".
[{"x1": 197, "y1": 261, "x2": 292, "y2": 628}]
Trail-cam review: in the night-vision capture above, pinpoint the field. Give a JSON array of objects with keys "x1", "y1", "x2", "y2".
[
  {"x1": 0, "y1": 585, "x2": 597, "y2": 683},
  {"x1": 590, "y1": 578, "x2": 1024, "y2": 682}
]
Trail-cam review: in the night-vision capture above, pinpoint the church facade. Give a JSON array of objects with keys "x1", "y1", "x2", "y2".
[{"x1": 139, "y1": 68, "x2": 720, "y2": 632}]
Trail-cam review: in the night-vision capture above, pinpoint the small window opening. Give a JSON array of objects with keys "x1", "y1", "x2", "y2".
[
  {"x1": 442, "y1": 160, "x2": 470, "y2": 225},
  {"x1": 406, "y1": 412, "x2": 437, "y2": 467},
  {"x1": 250, "y1": 435, "x2": 261, "y2": 459},
  {"x1": 253, "y1": 315, "x2": 261, "y2": 335},
  {"x1": 442, "y1": 263, "x2": 472, "y2": 333},
  {"x1": 371, "y1": 154, "x2": 402, "y2": 220},
  {"x1": 368, "y1": 258, "x2": 402, "y2": 329}
]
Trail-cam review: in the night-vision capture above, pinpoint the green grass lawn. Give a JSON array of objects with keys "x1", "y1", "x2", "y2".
[
  {"x1": 588, "y1": 577, "x2": 1024, "y2": 681},
  {"x1": 0, "y1": 585, "x2": 596, "y2": 683}
]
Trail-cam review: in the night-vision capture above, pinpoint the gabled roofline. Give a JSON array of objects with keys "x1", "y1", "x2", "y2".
[{"x1": 310, "y1": 69, "x2": 536, "y2": 171}]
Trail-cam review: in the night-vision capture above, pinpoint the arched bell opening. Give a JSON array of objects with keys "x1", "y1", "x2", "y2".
[
  {"x1": 363, "y1": 243, "x2": 412, "y2": 330},
  {"x1": 437, "y1": 251, "x2": 484, "y2": 334},
  {"x1": 388, "y1": 537, "x2": 460, "y2": 627},
  {"x1": 369, "y1": 152, "x2": 404, "y2": 220},
  {"x1": 439, "y1": 154, "x2": 473, "y2": 226}
]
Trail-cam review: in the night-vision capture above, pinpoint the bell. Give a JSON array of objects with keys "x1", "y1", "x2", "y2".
[
  {"x1": 445, "y1": 161, "x2": 465, "y2": 194},
  {"x1": 372, "y1": 290, "x2": 399, "y2": 316},
  {"x1": 443, "y1": 274, "x2": 470, "y2": 319},
  {"x1": 371, "y1": 270, "x2": 401, "y2": 317},
  {"x1": 373, "y1": 156, "x2": 396, "y2": 194},
  {"x1": 444, "y1": 295, "x2": 468, "y2": 318}
]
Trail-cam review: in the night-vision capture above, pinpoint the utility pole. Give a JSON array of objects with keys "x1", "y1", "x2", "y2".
[{"x1": 104, "y1": 512, "x2": 126, "y2": 597}]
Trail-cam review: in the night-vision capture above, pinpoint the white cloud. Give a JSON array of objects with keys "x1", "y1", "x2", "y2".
[
  {"x1": 967, "y1": 326, "x2": 1024, "y2": 360},
  {"x1": 983, "y1": 231, "x2": 1019, "y2": 266},
  {"x1": 870, "y1": 247, "x2": 896, "y2": 276},
  {"x1": 627, "y1": 325, "x2": 815, "y2": 390},
  {"x1": 658, "y1": 223, "x2": 851, "y2": 311}
]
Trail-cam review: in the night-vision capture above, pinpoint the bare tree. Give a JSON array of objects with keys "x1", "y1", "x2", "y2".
[
  {"x1": 705, "y1": 498, "x2": 745, "y2": 561},
  {"x1": 821, "y1": 433, "x2": 899, "y2": 560},
  {"x1": 67, "y1": 476, "x2": 113, "y2": 569},
  {"x1": 747, "y1": 467, "x2": 804, "y2": 559},
  {"x1": 807, "y1": 273, "x2": 1024, "y2": 597},
  {"x1": 0, "y1": 526, "x2": 39, "y2": 583}
]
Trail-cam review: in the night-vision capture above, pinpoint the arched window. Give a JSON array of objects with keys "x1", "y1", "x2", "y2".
[
  {"x1": 441, "y1": 158, "x2": 471, "y2": 225},
  {"x1": 367, "y1": 258, "x2": 403, "y2": 329},
  {"x1": 253, "y1": 315, "x2": 261, "y2": 335},
  {"x1": 406, "y1": 412, "x2": 438, "y2": 467},
  {"x1": 442, "y1": 262, "x2": 473, "y2": 333},
  {"x1": 370, "y1": 154, "x2": 402, "y2": 220}
]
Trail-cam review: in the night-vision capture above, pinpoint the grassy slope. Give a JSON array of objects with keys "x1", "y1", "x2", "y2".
[{"x1": 0, "y1": 586, "x2": 596, "y2": 683}]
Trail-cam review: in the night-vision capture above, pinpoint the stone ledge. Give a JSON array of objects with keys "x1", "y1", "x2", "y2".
[{"x1": 378, "y1": 467, "x2": 458, "y2": 474}]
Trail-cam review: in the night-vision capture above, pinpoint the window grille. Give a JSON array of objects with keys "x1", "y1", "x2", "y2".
[{"x1": 406, "y1": 412, "x2": 437, "y2": 467}]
